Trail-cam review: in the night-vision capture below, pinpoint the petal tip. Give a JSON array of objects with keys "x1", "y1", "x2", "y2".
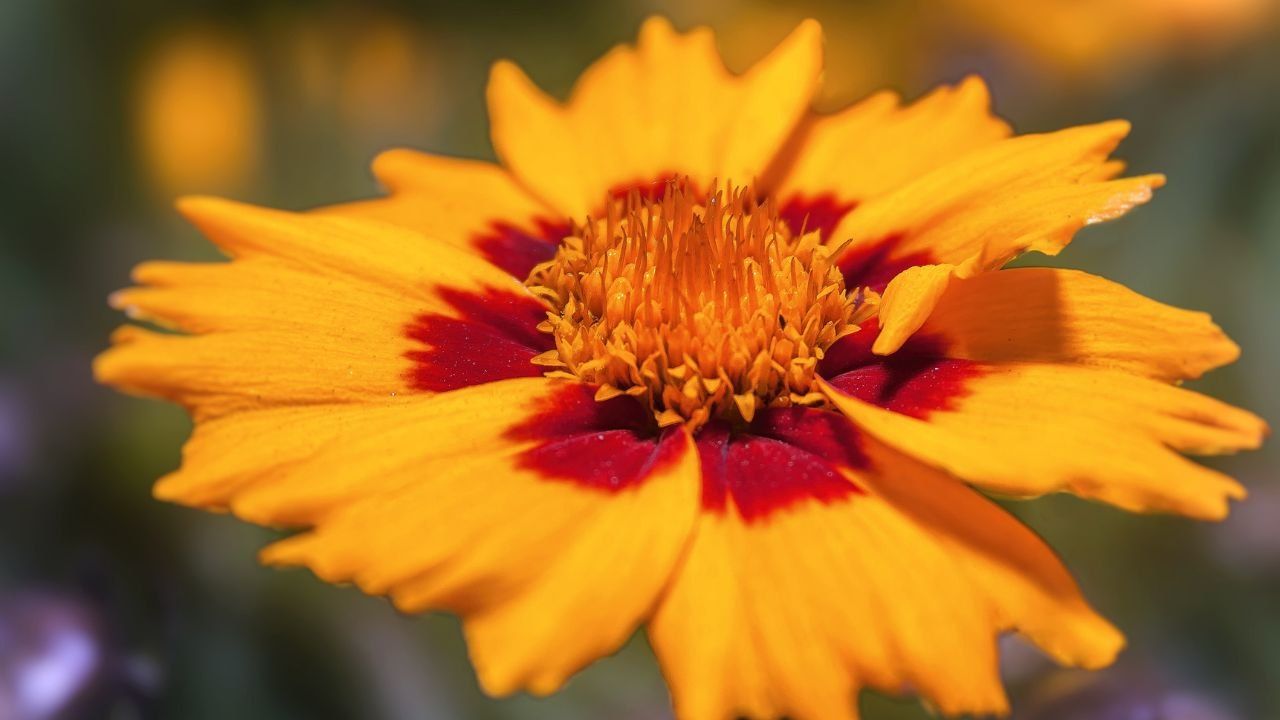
[
  {"x1": 106, "y1": 289, "x2": 128, "y2": 311},
  {"x1": 90, "y1": 343, "x2": 124, "y2": 385},
  {"x1": 174, "y1": 195, "x2": 281, "y2": 241},
  {"x1": 1192, "y1": 484, "x2": 1243, "y2": 521},
  {"x1": 790, "y1": 17, "x2": 824, "y2": 40},
  {"x1": 487, "y1": 58, "x2": 539, "y2": 98},
  {"x1": 1035, "y1": 610, "x2": 1126, "y2": 672},
  {"x1": 1080, "y1": 622, "x2": 1127, "y2": 671},
  {"x1": 760, "y1": 17, "x2": 824, "y2": 78},
  {"x1": 369, "y1": 147, "x2": 423, "y2": 189},
  {"x1": 638, "y1": 15, "x2": 677, "y2": 41},
  {"x1": 258, "y1": 536, "x2": 310, "y2": 568},
  {"x1": 1103, "y1": 118, "x2": 1133, "y2": 138},
  {"x1": 870, "y1": 332, "x2": 904, "y2": 356},
  {"x1": 471, "y1": 661, "x2": 523, "y2": 700},
  {"x1": 151, "y1": 477, "x2": 184, "y2": 503},
  {"x1": 174, "y1": 194, "x2": 233, "y2": 221},
  {"x1": 1228, "y1": 480, "x2": 1249, "y2": 502},
  {"x1": 1216, "y1": 335, "x2": 1244, "y2": 368}
]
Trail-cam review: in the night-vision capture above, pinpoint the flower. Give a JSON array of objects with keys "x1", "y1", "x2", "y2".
[
  {"x1": 944, "y1": 0, "x2": 1276, "y2": 76},
  {"x1": 134, "y1": 28, "x2": 262, "y2": 194},
  {"x1": 95, "y1": 17, "x2": 1267, "y2": 720}
]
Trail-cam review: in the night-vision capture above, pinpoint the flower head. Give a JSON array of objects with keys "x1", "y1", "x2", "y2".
[
  {"x1": 528, "y1": 180, "x2": 873, "y2": 429},
  {"x1": 96, "y1": 17, "x2": 1267, "y2": 720}
]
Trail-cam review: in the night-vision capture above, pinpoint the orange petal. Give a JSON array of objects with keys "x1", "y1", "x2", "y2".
[
  {"x1": 821, "y1": 363, "x2": 1267, "y2": 520},
  {"x1": 95, "y1": 199, "x2": 550, "y2": 420},
  {"x1": 772, "y1": 75, "x2": 1010, "y2": 228},
  {"x1": 318, "y1": 151, "x2": 569, "y2": 278},
  {"x1": 880, "y1": 267, "x2": 1241, "y2": 378},
  {"x1": 651, "y1": 426, "x2": 1120, "y2": 720},
  {"x1": 829, "y1": 121, "x2": 1162, "y2": 291},
  {"x1": 256, "y1": 380, "x2": 701, "y2": 696},
  {"x1": 871, "y1": 263, "x2": 957, "y2": 355},
  {"x1": 487, "y1": 17, "x2": 823, "y2": 218},
  {"x1": 151, "y1": 400, "x2": 419, "y2": 511}
]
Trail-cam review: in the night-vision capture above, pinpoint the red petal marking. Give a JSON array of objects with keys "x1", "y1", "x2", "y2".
[
  {"x1": 474, "y1": 219, "x2": 571, "y2": 279},
  {"x1": 820, "y1": 319, "x2": 982, "y2": 419},
  {"x1": 776, "y1": 196, "x2": 932, "y2": 291},
  {"x1": 609, "y1": 173, "x2": 688, "y2": 203},
  {"x1": 836, "y1": 232, "x2": 936, "y2": 292},
  {"x1": 778, "y1": 193, "x2": 858, "y2": 241},
  {"x1": 818, "y1": 317, "x2": 885, "y2": 375},
  {"x1": 405, "y1": 288, "x2": 553, "y2": 392},
  {"x1": 508, "y1": 383, "x2": 684, "y2": 492},
  {"x1": 697, "y1": 408, "x2": 866, "y2": 523},
  {"x1": 473, "y1": 175, "x2": 691, "y2": 279}
]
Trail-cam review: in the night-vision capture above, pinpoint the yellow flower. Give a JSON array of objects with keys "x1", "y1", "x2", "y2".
[
  {"x1": 96, "y1": 18, "x2": 1267, "y2": 720},
  {"x1": 135, "y1": 28, "x2": 262, "y2": 194},
  {"x1": 947, "y1": 0, "x2": 1275, "y2": 75}
]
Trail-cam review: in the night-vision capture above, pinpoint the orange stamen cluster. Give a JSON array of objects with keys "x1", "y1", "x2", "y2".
[{"x1": 526, "y1": 179, "x2": 874, "y2": 430}]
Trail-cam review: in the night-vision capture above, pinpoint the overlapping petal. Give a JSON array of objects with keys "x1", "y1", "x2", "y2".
[
  {"x1": 319, "y1": 152, "x2": 569, "y2": 279},
  {"x1": 816, "y1": 263, "x2": 1265, "y2": 520},
  {"x1": 877, "y1": 267, "x2": 1242, "y2": 378},
  {"x1": 137, "y1": 373, "x2": 703, "y2": 698},
  {"x1": 828, "y1": 121, "x2": 1162, "y2": 301},
  {"x1": 822, "y1": 363, "x2": 1264, "y2": 520},
  {"x1": 651, "y1": 421, "x2": 1121, "y2": 720},
  {"x1": 259, "y1": 380, "x2": 700, "y2": 696},
  {"x1": 95, "y1": 199, "x2": 549, "y2": 420},
  {"x1": 770, "y1": 75, "x2": 1010, "y2": 229}
]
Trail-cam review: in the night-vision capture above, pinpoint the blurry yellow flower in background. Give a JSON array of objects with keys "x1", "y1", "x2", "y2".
[
  {"x1": 135, "y1": 14, "x2": 439, "y2": 198},
  {"x1": 949, "y1": 0, "x2": 1277, "y2": 75},
  {"x1": 135, "y1": 28, "x2": 262, "y2": 194},
  {"x1": 100, "y1": 16, "x2": 1267, "y2": 720},
  {"x1": 340, "y1": 19, "x2": 438, "y2": 145},
  {"x1": 285, "y1": 13, "x2": 438, "y2": 143}
]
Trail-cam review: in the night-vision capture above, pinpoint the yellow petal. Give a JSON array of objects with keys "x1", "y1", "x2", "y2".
[
  {"x1": 462, "y1": 429, "x2": 698, "y2": 696},
  {"x1": 158, "y1": 378, "x2": 567, "y2": 525},
  {"x1": 862, "y1": 442, "x2": 1124, "y2": 674},
  {"x1": 871, "y1": 263, "x2": 956, "y2": 355},
  {"x1": 94, "y1": 199, "x2": 548, "y2": 420},
  {"x1": 829, "y1": 121, "x2": 1163, "y2": 289},
  {"x1": 900, "y1": 267, "x2": 1242, "y2": 380},
  {"x1": 94, "y1": 323, "x2": 413, "y2": 421},
  {"x1": 487, "y1": 17, "x2": 823, "y2": 218},
  {"x1": 151, "y1": 400, "x2": 415, "y2": 511},
  {"x1": 771, "y1": 75, "x2": 1010, "y2": 208},
  {"x1": 821, "y1": 364, "x2": 1267, "y2": 520},
  {"x1": 318, "y1": 151, "x2": 567, "y2": 278},
  {"x1": 174, "y1": 196, "x2": 522, "y2": 294},
  {"x1": 258, "y1": 380, "x2": 700, "y2": 695},
  {"x1": 651, "y1": 429, "x2": 1120, "y2": 720}
]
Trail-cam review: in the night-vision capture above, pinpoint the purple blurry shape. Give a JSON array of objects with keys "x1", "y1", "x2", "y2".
[
  {"x1": 0, "y1": 592, "x2": 104, "y2": 720},
  {"x1": 1210, "y1": 477, "x2": 1280, "y2": 573},
  {"x1": 1019, "y1": 671, "x2": 1239, "y2": 720}
]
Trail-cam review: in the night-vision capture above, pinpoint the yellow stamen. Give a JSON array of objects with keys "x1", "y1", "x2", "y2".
[{"x1": 526, "y1": 179, "x2": 875, "y2": 430}]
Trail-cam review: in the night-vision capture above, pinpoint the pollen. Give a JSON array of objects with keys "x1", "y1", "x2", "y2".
[{"x1": 525, "y1": 179, "x2": 877, "y2": 430}]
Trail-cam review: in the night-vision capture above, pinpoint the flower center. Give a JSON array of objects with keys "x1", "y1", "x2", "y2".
[{"x1": 525, "y1": 179, "x2": 873, "y2": 430}]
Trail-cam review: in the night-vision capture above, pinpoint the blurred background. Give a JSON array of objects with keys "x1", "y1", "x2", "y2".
[{"x1": 1, "y1": 0, "x2": 1278, "y2": 718}]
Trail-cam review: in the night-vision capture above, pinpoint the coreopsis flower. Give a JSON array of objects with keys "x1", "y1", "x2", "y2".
[{"x1": 95, "y1": 18, "x2": 1267, "y2": 720}]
